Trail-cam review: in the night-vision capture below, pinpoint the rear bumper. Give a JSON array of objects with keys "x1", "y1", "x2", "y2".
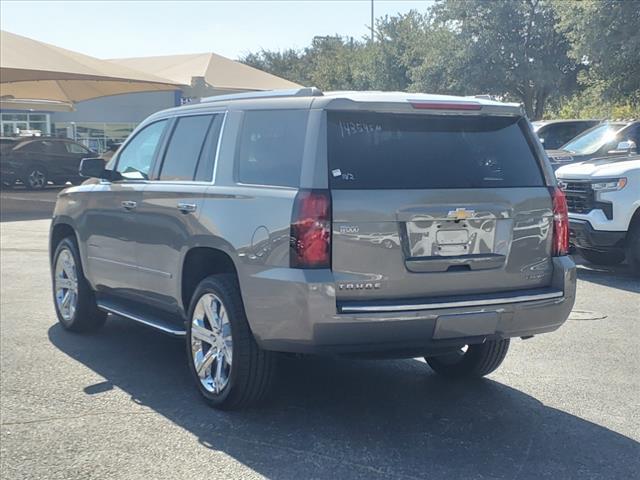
[
  {"x1": 569, "y1": 219, "x2": 626, "y2": 251},
  {"x1": 242, "y1": 257, "x2": 577, "y2": 355}
]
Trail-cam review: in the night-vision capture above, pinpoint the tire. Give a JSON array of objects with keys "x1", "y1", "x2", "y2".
[
  {"x1": 186, "y1": 274, "x2": 275, "y2": 410},
  {"x1": 425, "y1": 339, "x2": 510, "y2": 378},
  {"x1": 382, "y1": 239, "x2": 395, "y2": 249},
  {"x1": 626, "y1": 221, "x2": 640, "y2": 277},
  {"x1": 23, "y1": 166, "x2": 48, "y2": 190},
  {"x1": 52, "y1": 237, "x2": 107, "y2": 332},
  {"x1": 576, "y1": 247, "x2": 625, "y2": 266}
]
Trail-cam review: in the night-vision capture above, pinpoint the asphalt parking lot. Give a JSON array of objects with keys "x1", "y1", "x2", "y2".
[{"x1": 0, "y1": 188, "x2": 638, "y2": 479}]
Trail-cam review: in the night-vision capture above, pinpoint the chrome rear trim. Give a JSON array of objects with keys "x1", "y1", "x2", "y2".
[{"x1": 340, "y1": 290, "x2": 563, "y2": 313}]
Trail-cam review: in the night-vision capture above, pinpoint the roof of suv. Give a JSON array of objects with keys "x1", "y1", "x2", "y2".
[
  {"x1": 0, "y1": 136, "x2": 75, "y2": 143},
  {"x1": 148, "y1": 88, "x2": 524, "y2": 121}
]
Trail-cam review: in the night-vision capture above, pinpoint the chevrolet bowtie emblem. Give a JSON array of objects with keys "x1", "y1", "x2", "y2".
[{"x1": 447, "y1": 208, "x2": 475, "y2": 220}]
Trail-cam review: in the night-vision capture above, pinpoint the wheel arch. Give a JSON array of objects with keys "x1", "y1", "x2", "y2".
[
  {"x1": 628, "y1": 206, "x2": 640, "y2": 232},
  {"x1": 50, "y1": 220, "x2": 78, "y2": 263},
  {"x1": 180, "y1": 243, "x2": 241, "y2": 316}
]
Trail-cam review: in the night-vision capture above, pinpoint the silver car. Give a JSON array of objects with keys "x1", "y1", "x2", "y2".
[{"x1": 49, "y1": 89, "x2": 577, "y2": 409}]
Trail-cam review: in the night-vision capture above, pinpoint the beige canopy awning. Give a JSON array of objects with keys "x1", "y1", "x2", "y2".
[
  {"x1": 110, "y1": 52, "x2": 301, "y2": 92},
  {"x1": 0, "y1": 98, "x2": 74, "y2": 112},
  {"x1": 0, "y1": 30, "x2": 182, "y2": 103}
]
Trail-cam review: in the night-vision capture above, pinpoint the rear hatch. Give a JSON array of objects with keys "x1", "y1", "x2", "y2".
[{"x1": 328, "y1": 110, "x2": 555, "y2": 302}]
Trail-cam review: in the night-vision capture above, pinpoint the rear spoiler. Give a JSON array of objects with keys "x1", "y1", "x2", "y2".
[{"x1": 320, "y1": 98, "x2": 523, "y2": 116}]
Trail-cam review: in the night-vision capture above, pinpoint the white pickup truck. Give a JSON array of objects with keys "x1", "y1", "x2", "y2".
[{"x1": 556, "y1": 154, "x2": 640, "y2": 275}]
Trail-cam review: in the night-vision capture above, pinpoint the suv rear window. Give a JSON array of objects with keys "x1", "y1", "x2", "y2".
[{"x1": 328, "y1": 112, "x2": 544, "y2": 189}]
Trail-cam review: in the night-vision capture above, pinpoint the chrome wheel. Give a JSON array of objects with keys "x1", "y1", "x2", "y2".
[
  {"x1": 191, "y1": 293, "x2": 233, "y2": 394},
  {"x1": 27, "y1": 169, "x2": 46, "y2": 189},
  {"x1": 54, "y1": 248, "x2": 78, "y2": 322}
]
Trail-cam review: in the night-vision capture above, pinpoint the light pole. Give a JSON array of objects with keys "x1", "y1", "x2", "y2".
[{"x1": 370, "y1": 0, "x2": 374, "y2": 42}]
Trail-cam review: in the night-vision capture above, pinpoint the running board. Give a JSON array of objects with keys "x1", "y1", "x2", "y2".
[{"x1": 97, "y1": 300, "x2": 186, "y2": 337}]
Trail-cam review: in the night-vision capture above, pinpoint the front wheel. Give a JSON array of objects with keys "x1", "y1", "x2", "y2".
[
  {"x1": 576, "y1": 247, "x2": 625, "y2": 266},
  {"x1": 52, "y1": 237, "x2": 107, "y2": 332},
  {"x1": 626, "y1": 222, "x2": 640, "y2": 277},
  {"x1": 425, "y1": 339, "x2": 510, "y2": 378},
  {"x1": 186, "y1": 274, "x2": 275, "y2": 410}
]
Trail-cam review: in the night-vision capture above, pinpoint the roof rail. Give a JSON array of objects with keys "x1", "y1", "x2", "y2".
[{"x1": 200, "y1": 87, "x2": 323, "y2": 104}]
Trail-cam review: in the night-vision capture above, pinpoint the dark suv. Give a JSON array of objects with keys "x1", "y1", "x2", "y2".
[
  {"x1": 50, "y1": 89, "x2": 577, "y2": 409},
  {"x1": 0, "y1": 137, "x2": 96, "y2": 189}
]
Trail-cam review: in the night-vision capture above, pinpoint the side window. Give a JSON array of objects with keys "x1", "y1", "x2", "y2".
[
  {"x1": 116, "y1": 120, "x2": 167, "y2": 180},
  {"x1": 42, "y1": 141, "x2": 66, "y2": 154},
  {"x1": 65, "y1": 142, "x2": 90, "y2": 154},
  {"x1": 159, "y1": 115, "x2": 213, "y2": 181},
  {"x1": 19, "y1": 142, "x2": 45, "y2": 153},
  {"x1": 237, "y1": 110, "x2": 308, "y2": 187},
  {"x1": 624, "y1": 125, "x2": 640, "y2": 146}
]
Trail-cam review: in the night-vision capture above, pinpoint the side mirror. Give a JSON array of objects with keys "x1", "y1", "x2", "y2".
[
  {"x1": 539, "y1": 137, "x2": 545, "y2": 145},
  {"x1": 79, "y1": 157, "x2": 121, "y2": 181},
  {"x1": 608, "y1": 140, "x2": 637, "y2": 154}
]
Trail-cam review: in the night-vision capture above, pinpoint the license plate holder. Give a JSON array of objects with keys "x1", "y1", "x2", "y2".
[
  {"x1": 433, "y1": 312, "x2": 499, "y2": 339},
  {"x1": 436, "y1": 228, "x2": 469, "y2": 245},
  {"x1": 435, "y1": 228, "x2": 469, "y2": 255}
]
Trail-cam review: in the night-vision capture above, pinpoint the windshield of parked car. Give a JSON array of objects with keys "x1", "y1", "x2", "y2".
[{"x1": 560, "y1": 123, "x2": 625, "y2": 155}]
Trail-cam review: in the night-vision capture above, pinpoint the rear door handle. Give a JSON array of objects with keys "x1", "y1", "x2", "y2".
[
  {"x1": 121, "y1": 200, "x2": 137, "y2": 210},
  {"x1": 177, "y1": 202, "x2": 197, "y2": 214}
]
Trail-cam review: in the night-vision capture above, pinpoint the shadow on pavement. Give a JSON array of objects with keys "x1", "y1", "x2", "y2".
[
  {"x1": 574, "y1": 257, "x2": 639, "y2": 294},
  {"x1": 48, "y1": 318, "x2": 639, "y2": 479}
]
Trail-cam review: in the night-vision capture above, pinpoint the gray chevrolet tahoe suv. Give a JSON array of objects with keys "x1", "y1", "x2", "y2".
[{"x1": 50, "y1": 88, "x2": 577, "y2": 409}]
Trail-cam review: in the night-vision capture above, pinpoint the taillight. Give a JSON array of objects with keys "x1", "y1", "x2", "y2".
[
  {"x1": 549, "y1": 186, "x2": 569, "y2": 256},
  {"x1": 290, "y1": 189, "x2": 331, "y2": 268}
]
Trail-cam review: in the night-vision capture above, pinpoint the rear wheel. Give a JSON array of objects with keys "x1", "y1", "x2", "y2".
[
  {"x1": 576, "y1": 247, "x2": 625, "y2": 266},
  {"x1": 52, "y1": 237, "x2": 107, "y2": 332},
  {"x1": 425, "y1": 339, "x2": 510, "y2": 378},
  {"x1": 23, "y1": 166, "x2": 48, "y2": 190},
  {"x1": 186, "y1": 274, "x2": 275, "y2": 410}
]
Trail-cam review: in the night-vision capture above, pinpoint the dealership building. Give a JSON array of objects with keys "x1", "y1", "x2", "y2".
[{"x1": 1, "y1": 45, "x2": 299, "y2": 152}]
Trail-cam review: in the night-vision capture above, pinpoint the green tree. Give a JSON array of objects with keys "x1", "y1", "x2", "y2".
[
  {"x1": 409, "y1": 0, "x2": 579, "y2": 119},
  {"x1": 554, "y1": 0, "x2": 640, "y2": 102},
  {"x1": 239, "y1": 0, "x2": 638, "y2": 120},
  {"x1": 242, "y1": 49, "x2": 312, "y2": 86},
  {"x1": 369, "y1": 11, "x2": 428, "y2": 91}
]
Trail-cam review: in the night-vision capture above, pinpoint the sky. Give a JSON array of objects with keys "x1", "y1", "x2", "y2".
[{"x1": 1, "y1": 1, "x2": 433, "y2": 60}]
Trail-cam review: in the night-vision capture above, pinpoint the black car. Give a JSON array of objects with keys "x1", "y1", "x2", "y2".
[
  {"x1": 532, "y1": 119, "x2": 601, "y2": 150},
  {"x1": 545, "y1": 120, "x2": 640, "y2": 170},
  {"x1": 0, "y1": 137, "x2": 96, "y2": 189}
]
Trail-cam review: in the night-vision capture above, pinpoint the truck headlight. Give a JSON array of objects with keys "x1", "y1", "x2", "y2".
[{"x1": 591, "y1": 178, "x2": 627, "y2": 191}]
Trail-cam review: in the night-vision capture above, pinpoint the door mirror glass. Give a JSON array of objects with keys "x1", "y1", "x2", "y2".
[
  {"x1": 79, "y1": 157, "x2": 119, "y2": 180},
  {"x1": 609, "y1": 140, "x2": 637, "y2": 153}
]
